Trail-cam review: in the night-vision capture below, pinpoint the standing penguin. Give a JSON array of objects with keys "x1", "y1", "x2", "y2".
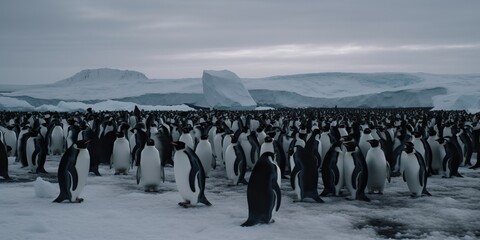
[
  {"x1": 224, "y1": 132, "x2": 248, "y2": 185},
  {"x1": 213, "y1": 127, "x2": 225, "y2": 165},
  {"x1": 290, "y1": 146, "x2": 323, "y2": 202},
  {"x1": 54, "y1": 140, "x2": 91, "y2": 203},
  {"x1": 111, "y1": 131, "x2": 131, "y2": 175},
  {"x1": 172, "y1": 141, "x2": 211, "y2": 208},
  {"x1": 3, "y1": 125, "x2": 17, "y2": 157},
  {"x1": 25, "y1": 129, "x2": 48, "y2": 174},
  {"x1": 49, "y1": 122, "x2": 64, "y2": 155},
  {"x1": 365, "y1": 140, "x2": 390, "y2": 194},
  {"x1": 137, "y1": 139, "x2": 164, "y2": 192},
  {"x1": 195, "y1": 134, "x2": 214, "y2": 177},
  {"x1": 343, "y1": 142, "x2": 370, "y2": 201},
  {"x1": 401, "y1": 142, "x2": 431, "y2": 197},
  {"x1": 241, "y1": 152, "x2": 281, "y2": 227},
  {"x1": 320, "y1": 141, "x2": 344, "y2": 197}
]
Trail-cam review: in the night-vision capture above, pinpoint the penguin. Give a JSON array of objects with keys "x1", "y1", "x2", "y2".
[
  {"x1": 239, "y1": 128, "x2": 254, "y2": 169},
  {"x1": 130, "y1": 123, "x2": 148, "y2": 167},
  {"x1": 137, "y1": 139, "x2": 164, "y2": 192},
  {"x1": 49, "y1": 123, "x2": 65, "y2": 155},
  {"x1": 247, "y1": 130, "x2": 261, "y2": 168},
  {"x1": 172, "y1": 141, "x2": 211, "y2": 208},
  {"x1": 16, "y1": 124, "x2": 31, "y2": 167},
  {"x1": 256, "y1": 127, "x2": 267, "y2": 147},
  {"x1": 365, "y1": 140, "x2": 390, "y2": 194},
  {"x1": 53, "y1": 140, "x2": 91, "y2": 203},
  {"x1": 111, "y1": 131, "x2": 131, "y2": 175},
  {"x1": 401, "y1": 142, "x2": 431, "y2": 197},
  {"x1": 437, "y1": 137, "x2": 462, "y2": 178},
  {"x1": 320, "y1": 141, "x2": 344, "y2": 197},
  {"x1": 179, "y1": 127, "x2": 194, "y2": 150},
  {"x1": 343, "y1": 142, "x2": 370, "y2": 201},
  {"x1": 358, "y1": 128, "x2": 374, "y2": 157},
  {"x1": 213, "y1": 127, "x2": 225, "y2": 165},
  {"x1": 3, "y1": 125, "x2": 17, "y2": 157},
  {"x1": 427, "y1": 129, "x2": 442, "y2": 175},
  {"x1": 195, "y1": 134, "x2": 214, "y2": 177},
  {"x1": 319, "y1": 126, "x2": 334, "y2": 160},
  {"x1": 224, "y1": 132, "x2": 248, "y2": 185},
  {"x1": 290, "y1": 146, "x2": 323, "y2": 202},
  {"x1": 25, "y1": 129, "x2": 48, "y2": 174},
  {"x1": 0, "y1": 139, "x2": 11, "y2": 180},
  {"x1": 241, "y1": 152, "x2": 281, "y2": 227},
  {"x1": 411, "y1": 132, "x2": 432, "y2": 175},
  {"x1": 304, "y1": 128, "x2": 322, "y2": 169},
  {"x1": 152, "y1": 125, "x2": 174, "y2": 167}
]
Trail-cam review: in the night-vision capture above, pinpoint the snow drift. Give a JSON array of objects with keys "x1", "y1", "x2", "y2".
[{"x1": 202, "y1": 70, "x2": 256, "y2": 110}]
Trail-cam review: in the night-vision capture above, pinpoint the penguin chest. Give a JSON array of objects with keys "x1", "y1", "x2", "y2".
[
  {"x1": 174, "y1": 152, "x2": 199, "y2": 202},
  {"x1": 140, "y1": 147, "x2": 161, "y2": 187},
  {"x1": 343, "y1": 154, "x2": 356, "y2": 197},
  {"x1": 195, "y1": 142, "x2": 212, "y2": 175},
  {"x1": 224, "y1": 145, "x2": 236, "y2": 181},
  {"x1": 241, "y1": 140, "x2": 252, "y2": 166},
  {"x1": 334, "y1": 154, "x2": 345, "y2": 194},
  {"x1": 112, "y1": 139, "x2": 131, "y2": 170},
  {"x1": 366, "y1": 150, "x2": 387, "y2": 190},
  {"x1": 403, "y1": 158, "x2": 422, "y2": 195},
  {"x1": 71, "y1": 149, "x2": 90, "y2": 201},
  {"x1": 26, "y1": 138, "x2": 36, "y2": 170}
]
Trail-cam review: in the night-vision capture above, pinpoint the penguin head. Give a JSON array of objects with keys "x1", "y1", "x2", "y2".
[
  {"x1": 367, "y1": 139, "x2": 380, "y2": 148},
  {"x1": 267, "y1": 131, "x2": 276, "y2": 138},
  {"x1": 200, "y1": 135, "x2": 208, "y2": 140},
  {"x1": 435, "y1": 137, "x2": 445, "y2": 144},
  {"x1": 264, "y1": 136, "x2": 273, "y2": 143},
  {"x1": 428, "y1": 128, "x2": 437, "y2": 137},
  {"x1": 260, "y1": 152, "x2": 275, "y2": 163},
  {"x1": 363, "y1": 128, "x2": 372, "y2": 134},
  {"x1": 413, "y1": 132, "x2": 422, "y2": 138},
  {"x1": 404, "y1": 142, "x2": 414, "y2": 153},
  {"x1": 116, "y1": 131, "x2": 125, "y2": 138},
  {"x1": 74, "y1": 140, "x2": 91, "y2": 149},
  {"x1": 171, "y1": 141, "x2": 186, "y2": 151},
  {"x1": 342, "y1": 141, "x2": 356, "y2": 152},
  {"x1": 146, "y1": 139, "x2": 155, "y2": 146}
]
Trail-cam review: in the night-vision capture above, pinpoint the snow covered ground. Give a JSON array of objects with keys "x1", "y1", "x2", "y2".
[{"x1": 1, "y1": 155, "x2": 479, "y2": 240}]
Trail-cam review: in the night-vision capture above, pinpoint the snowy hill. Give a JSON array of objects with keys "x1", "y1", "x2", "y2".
[{"x1": 1, "y1": 68, "x2": 479, "y2": 112}]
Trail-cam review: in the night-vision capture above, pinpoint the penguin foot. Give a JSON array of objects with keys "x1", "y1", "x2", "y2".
[
  {"x1": 357, "y1": 195, "x2": 371, "y2": 202},
  {"x1": 74, "y1": 198, "x2": 84, "y2": 203},
  {"x1": 455, "y1": 173, "x2": 464, "y2": 178},
  {"x1": 178, "y1": 201, "x2": 191, "y2": 208},
  {"x1": 269, "y1": 219, "x2": 275, "y2": 224},
  {"x1": 313, "y1": 196, "x2": 325, "y2": 203},
  {"x1": 114, "y1": 172, "x2": 120, "y2": 175},
  {"x1": 293, "y1": 199, "x2": 303, "y2": 203}
]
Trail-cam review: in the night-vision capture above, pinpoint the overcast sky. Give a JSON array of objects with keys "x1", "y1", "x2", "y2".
[{"x1": 1, "y1": 0, "x2": 479, "y2": 84}]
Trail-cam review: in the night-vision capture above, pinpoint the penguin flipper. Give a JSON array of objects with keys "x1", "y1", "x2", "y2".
[
  {"x1": 290, "y1": 166, "x2": 300, "y2": 190},
  {"x1": 402, "y1": 171, "x2": 406, "y2": 182},
  {"x1": 351, "y1": 167, "x2": 361, "y2": 189},
  {"x1": 273, "y1": 181, "x2": 281, "y2": 211},
  {"x1": 211, "y1": 154, "x2": 216, "y2": 170},
  {"x1": 136, "y1": 166, "x2": 141, "y2": 185},
  {"x1": 241, "y1": 218, "x2": 258, "y2": 227},
  {"x1": 386, "y1": 162, "x2": 391, "y2": 183}
]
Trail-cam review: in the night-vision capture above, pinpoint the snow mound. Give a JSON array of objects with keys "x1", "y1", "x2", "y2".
[
  {"x1": 202, "y1": 70, "x2": 256, "y2": 110},
  {"x1": 34, "y1": 177, "x2": 57, "y2": 198},
  {"x1": 0, "y1": 96, "x2": 34, "y2": 110},
  {"x1": 56, "y1": 68, "x2": 148, "y2": 85}
]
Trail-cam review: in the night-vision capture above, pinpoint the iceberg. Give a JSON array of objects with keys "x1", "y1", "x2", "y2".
[{"x1": 202, "y1": 70, "x2": 257, "y2": 110}]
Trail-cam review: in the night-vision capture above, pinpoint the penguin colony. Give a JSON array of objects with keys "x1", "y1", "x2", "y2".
[{"x1": 1, "y1": 107, "x2": 479, "y2": 226}]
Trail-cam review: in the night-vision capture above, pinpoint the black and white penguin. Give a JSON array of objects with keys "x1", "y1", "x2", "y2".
[
  {"x1": 130, "y1": 123, "x2": 148, "y2": 167},
  {"x1": 401, "y1": 142, "x2": 431, "y2": 197},
  {"x1": 137, "y1": 139, "x2": 163, "y2": 192},
  {"x1": 239, "y1": 128, "x2": 255, "y2": 169},
  {"x1": 365, "y1": 140, "x2": 390, "y2": 194},
  {"x1": 319, "y1": 126, "x2": 335, "y2": 160},
  {"x1": 49, "y1": 122, "x2": 64, "y2": 155},
  {"x1": 179, "y1": 126, "x2": 194, "y2": 150},
  {"x1": 172, "y1": 141, "x2": 211, "y2": 208},
  {"x1": 16, "y1": 124, "x2": 31, "y2": 167},
  {"x1": 3, "y1": 125, "x2": 17, "y2": 157},
  {"x1": 358, "y1": 128, "x2": 374, "y2": 157},
  {"x1": 25, "y1": 129, "x2": 48, "y2": 174},
  {"x1": 0, "y1": 139, "x2": 11, "y2": 180},
  {"x1": 195, "y1": 134, "x2": 214, "y2": 177},
  {"x1": 437, "y1": 137, "x2": 462, "y2": 178},
  {"x1": 320, "y1": 141, "x2": 344, "y2": 197},
  {"x1": 54, "y1": 140, "x2": 91, "y2": 203},
  {"x1": 224, "y1": 131, "x2": 247, "y2": 185},
  {"x1": 290, "y1": 146, "x2": 323, "y2": 202},
  {"x1": 213, "y1": 127, "x2": 225, "y2": 164},
  {"x1": 152, "y1": 124, "x2": 174, "y2": 167},
  {"x1": 111, "y1": 131, "x2": 131, "y2": 175},
  {"x1": 343, "y1": 142, "x2": 370, "y2": 201},
  {"x1": 241, "y1": 152, "x2": 281, "y2": 227}
]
